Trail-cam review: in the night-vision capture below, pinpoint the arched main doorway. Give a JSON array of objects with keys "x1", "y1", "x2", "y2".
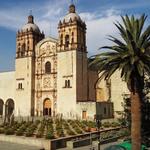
[
  {"x1": 43, "y1": 98, "x2": 51, "y2": 116},
  {"x1": 5, "y1": 99, "x2": 14, "y2": 117},
  {"x1": 0, "y1": 99, "x2": 4, "y2": 116}
]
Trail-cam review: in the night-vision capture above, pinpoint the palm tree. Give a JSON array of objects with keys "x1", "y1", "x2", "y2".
[{"x1": 90, "y1": 14, "x2": 150, "y2": 150}]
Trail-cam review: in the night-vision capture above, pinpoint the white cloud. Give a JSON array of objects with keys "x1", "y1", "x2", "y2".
[
  {"x1": 0, "y1": 1, "x2": 122, "y2": 57},
  {"x1": 80, "y1": 12, "x2": 96, "y2": 21},
  {"x1": 0, "y1": 0, "x2": 68, "y2": 32},
  {"x1": 0, "y1": 9, "x2": 24, "y2": 30},
  {"x1": 85, "y1": 9, "x2": 122, "y2": 56}
]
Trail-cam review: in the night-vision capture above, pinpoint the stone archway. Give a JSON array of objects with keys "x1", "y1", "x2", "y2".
[
  {"x1": 5, "y1": 99, "x2": 14, "y2": 117},
  {"x1": 0, "y1": 99, "x2": 4, "y2": 116},
  {"x1": 43, "y1": 98, "x2": 51, "y2": 116}
]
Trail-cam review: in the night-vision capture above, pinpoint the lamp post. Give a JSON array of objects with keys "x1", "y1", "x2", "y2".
[{"x1": 96, "y1": 114, "x2": 102, "y2": 150}]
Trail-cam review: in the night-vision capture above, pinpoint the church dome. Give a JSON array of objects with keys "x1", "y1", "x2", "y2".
[
  {"x1": 22, "y1": 23, "x2": 40, "y2": 33},
  {"x1": 21, "y1": 15, "x2": 40, "y2": 33},
  {"x1": 64, "y1": 13, "x2": 81, "y2": 23},
  {"x1": 63, "y1": 4, "x2": 81, "y2": 23}
]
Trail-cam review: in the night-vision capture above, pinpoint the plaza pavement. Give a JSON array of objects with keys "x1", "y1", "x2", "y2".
[
  {"x1": 0, "y1": 141, "x2": 41, "y2": 150},
  {"x1": 0, "y1": 141, "x2": 114, "y2": 150},
  {"x1": 1, "y1": 140, "x2": 150, "y2": 150}
]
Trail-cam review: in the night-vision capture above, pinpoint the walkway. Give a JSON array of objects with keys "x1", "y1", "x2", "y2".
[{"x1": 0, "y1": 141, "x2": 41, "y2": 150}]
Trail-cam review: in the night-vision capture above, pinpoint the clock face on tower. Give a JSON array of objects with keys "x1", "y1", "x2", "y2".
[{"x1": 43, "y1": 77, "x2": 51, "y2": 88}]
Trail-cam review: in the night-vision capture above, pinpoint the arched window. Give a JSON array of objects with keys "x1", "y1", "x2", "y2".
[
  {"x1": 5, "y1": 99, "x2": 14, "y2": 117},
  {"x1": 0, "y1": 99, "x2": 4, "y2": 116},
  {"x1": 18, "y1": 83, "x2": 23, "y2": 89},
  {"x1": 65, "y1": 35, "x2": 69, "y2": 47},
  {"x1": 68, "y1": 80, "x2": 70, "y2": 87},
  {"x1": 45, "y1": 61, "x2": 51, "y2": 74},
  {"x1": 43, "y1": 98, "x2": 51, "y2": 116},
  {"x1": 64, "y1": 80, "x2": 71, "y2": 88},
  {"x1": 65, "y1": 80, "x2": 68, "y2": 87},
  {"x1": 22, "y1": 43, "x2": 25, "y2": 51},
  {"x1": 72, "y1": 32, "x2": 74, "y2": 43},
  {"x1": 21, "y1": 43, "x2": 25, "y2": 57},
  {"x1": 60, "y1": 34, "x2": 63, "y2": 45},
  {"x1": 104, "y1": 107, "x2": 107, "y2": 115}
]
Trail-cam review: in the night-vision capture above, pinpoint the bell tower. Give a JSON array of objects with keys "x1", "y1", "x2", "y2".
[
  {"x1": 16, "y1": 15, "x2": 44, "y2": 58},
  {"x1": 58, "y1": 4, "x2": 86, "y2": 52},
  {"x1": 15, "y1": 14, "x2": 44, "y2": 116},
  {"x1": 57, "y1": 4, "x2": 88, "y2": 118}
]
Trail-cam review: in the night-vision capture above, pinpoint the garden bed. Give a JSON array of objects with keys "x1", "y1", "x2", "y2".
[{"x1": 0, "y1": 118, "x2": 125, "y2": 140}]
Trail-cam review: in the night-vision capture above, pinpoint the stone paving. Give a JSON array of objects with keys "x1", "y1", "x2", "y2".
[
  {"x1": 0, "y1": 140, "x2": 113, "y2": 150},
  {"x1": 0, "y1": 141, "x2": 41, "y2": 150}
]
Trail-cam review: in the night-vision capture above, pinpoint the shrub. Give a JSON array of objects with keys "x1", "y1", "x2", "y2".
[
  {"x1": 25, "y1": 128, "x2": 34, "y2": 137},
  {"x1": 67, "y1": 129, "x2": 75, "y2": 135},
  {"x1": 57, "y1": 128, "x2": 65, "y2": 137},
  {"x1": 102, "y1": 121, "x2": 111, "y2": 128},
  {"x1": 5, "y1": 128, "x2": 14, "y2": 135},
  {"x1": 75, "y1": 127, "x2": 83, "y2": 134},
  {"x1": 45, "y1": 132, "x2": 55, "y2": 139},
  {"x1": 16, "y1": 128, "x2": 24, "y2": 136},
  {"x1": 36, "y1": 131, "x2": 43, "y2": 138},
  {"x1": 0, "y1": 128, "x2": 4, "y2": 134},
  {"x1": 111, "y1": 122, "x2": 120, "y2": 127}
]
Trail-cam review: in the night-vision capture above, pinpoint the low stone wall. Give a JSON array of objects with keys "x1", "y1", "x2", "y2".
[
  {"x1": 67, "y1": 138, "x2": 91, "y2": 149},
  {"x1": 0, "y1": 134, "x2": 51, "y2": 150},
  {"x1": 0, "y1": 127, "x2": 127, "y2": 150}
]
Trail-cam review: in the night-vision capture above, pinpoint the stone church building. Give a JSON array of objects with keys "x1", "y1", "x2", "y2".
[{"x1": 0, "y1": 4, "x2": 129, "y2": 120}]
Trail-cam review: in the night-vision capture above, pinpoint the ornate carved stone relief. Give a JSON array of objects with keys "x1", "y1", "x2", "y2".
[{"x1": 43, "y1": 77, "x2": 51, "y2": 88}]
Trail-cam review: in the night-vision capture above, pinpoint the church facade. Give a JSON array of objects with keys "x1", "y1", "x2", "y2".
[{"x1": 0, "y1": 4, "x2": 129, "y2": 120}]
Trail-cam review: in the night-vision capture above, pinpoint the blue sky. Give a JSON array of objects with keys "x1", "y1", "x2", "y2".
[{"x1": 0, "y1": 0, "x2": 150, "y2": 71}]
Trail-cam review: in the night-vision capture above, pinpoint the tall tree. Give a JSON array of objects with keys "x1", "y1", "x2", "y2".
[{"x1": 90, "y1": 14, "x2": 150, "y2": 150}]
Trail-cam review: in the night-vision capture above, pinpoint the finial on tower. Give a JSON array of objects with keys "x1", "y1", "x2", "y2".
[
  {"x1": 69, "y1": 0, "x2": 75, "y2": 13},
  {"x1": 28, "y1": 10, "x2": 34, "y2": 24}
]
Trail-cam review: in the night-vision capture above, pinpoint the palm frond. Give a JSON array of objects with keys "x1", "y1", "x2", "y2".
[{"x1": 89, "y1": 14, "x2": 150, "y2": 84}]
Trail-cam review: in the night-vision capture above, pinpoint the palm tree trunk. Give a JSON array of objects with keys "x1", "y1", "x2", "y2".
[{"x1": 131, "y1": 91, "x2": 141, "y2": 150}]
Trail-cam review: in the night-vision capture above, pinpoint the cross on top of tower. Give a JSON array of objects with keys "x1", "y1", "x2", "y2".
[
  {"x1": 29, "y1": 10, "x2": 32, "y2": 16},
  {"x1": 28, "y1": 10, "x2": 34, "y2": 24}
]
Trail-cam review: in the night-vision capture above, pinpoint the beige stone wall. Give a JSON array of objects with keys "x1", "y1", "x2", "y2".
[
  {"x1": 57, "y1": 50, "x2": 77, "y2": 118},
  {"x1": 96, "y1": 78, "x2": 110, "y2": 102},
  {"x1": 15, "y1": 57, "x2": 34, "y2": 116},
  {"x1": 76, "y1": 102, "x2": 96, "y2": 120},
  {"x1": 0, "y1": 71, "x2": 15, "y2": 114},
  {"x1": 110, "y1": 70, "x2": 129, "y2": 117}
]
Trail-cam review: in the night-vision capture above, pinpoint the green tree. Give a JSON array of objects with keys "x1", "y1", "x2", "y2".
[{"x1": 90, "y1": 14, "x2": 150, "y2": 150}]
